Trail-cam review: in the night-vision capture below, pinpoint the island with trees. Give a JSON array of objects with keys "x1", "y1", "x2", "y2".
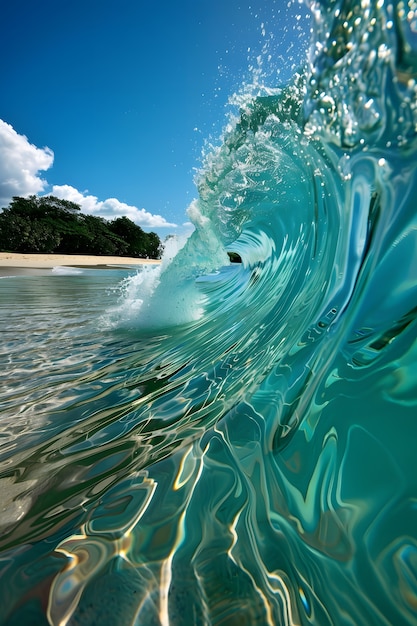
[{"x1": 0, "y1": 195, "x2": 163, "y2": 259}]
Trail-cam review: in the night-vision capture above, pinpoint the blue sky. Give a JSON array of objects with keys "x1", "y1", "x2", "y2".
[{"x1": 1, "y1": 0, "x2": 310, "y2": 237}]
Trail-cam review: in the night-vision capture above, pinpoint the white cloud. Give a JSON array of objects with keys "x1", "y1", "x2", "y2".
[
  {"x1": 0, "y1": 119, "x2": 178, "y2": 229},
  {"x1": 52, "y1": 184, "x2": 177, "y2": 229},
  {"x1": 0, "y1": 119, "x2": 54, "y2": 208}
]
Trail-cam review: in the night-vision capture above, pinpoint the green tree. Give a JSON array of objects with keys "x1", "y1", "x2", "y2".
[
  {"x1": 0, "y1": 195, "x2": 162, "y2": 258},
  {"x1": 109, "y1": 216, "x2": 149, "y2": 257},
  {"x1": 143, "y1": 232, "x2": 163, "y2": 259},
  {"x1": 0, "y1": 195, "x2": 83, "y2": 253},
  {"x1": 5, "y1": 195, "x2": 81, "y2": 219},
  {"x1": 0, "y1": 211, "x2": 61, "y2": 252},
  {"x1": 77, "y1": 215, "x2": 128, "y2": 255}
]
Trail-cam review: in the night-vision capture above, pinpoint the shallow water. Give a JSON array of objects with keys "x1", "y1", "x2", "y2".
[{"x1": 2, "y1": 0, "x2": 417, "y2": 624}]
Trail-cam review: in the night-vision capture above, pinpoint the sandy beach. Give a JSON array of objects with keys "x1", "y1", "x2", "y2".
[{"x1": 0, "y1": 252, "x2": 160, "y2": 269}]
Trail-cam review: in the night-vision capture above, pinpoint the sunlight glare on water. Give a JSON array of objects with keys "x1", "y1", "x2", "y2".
[{"x1": 1, "y1": 1, "x2": 417, "y2": 624}]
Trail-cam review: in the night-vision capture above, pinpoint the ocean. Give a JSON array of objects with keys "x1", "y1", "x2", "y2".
[{"x1": 1, "y1": 0, "x2": 417, "y2": 624}]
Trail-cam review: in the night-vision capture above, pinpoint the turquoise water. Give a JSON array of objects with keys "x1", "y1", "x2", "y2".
[{"x1": 2, "y1": 0, "x2": 417, "y2": 623}]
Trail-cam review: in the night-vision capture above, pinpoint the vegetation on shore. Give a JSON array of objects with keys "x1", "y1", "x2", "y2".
[{"x1": 0, "y1": 196, "x2": 163, "y2": 259}]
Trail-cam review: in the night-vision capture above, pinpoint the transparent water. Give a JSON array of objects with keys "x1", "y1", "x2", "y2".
[{"x1": 1, "y1": 0, "x2": 417, "y2": 624}]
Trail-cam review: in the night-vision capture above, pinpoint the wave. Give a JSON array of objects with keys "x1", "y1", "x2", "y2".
[{"x1": 2, "y1": 1, "x2": 417, "y2": 624}]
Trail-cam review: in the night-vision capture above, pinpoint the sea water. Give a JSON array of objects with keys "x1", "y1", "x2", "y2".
[{"x1": 1, "y1": 0, "x2": 417, "y2": 624}]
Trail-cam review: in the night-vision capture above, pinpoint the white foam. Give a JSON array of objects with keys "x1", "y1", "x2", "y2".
[
  {"x1": 52, "y1": 266, "x2": 83, "y2": 275},
  {"x1": 104, "y1": 231, "x2": 210, "y2": 329}
]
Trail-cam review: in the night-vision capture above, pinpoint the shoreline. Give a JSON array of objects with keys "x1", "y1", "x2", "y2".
[{"x1": 0, "y1": 253, "x2": 161, "y2": 269}]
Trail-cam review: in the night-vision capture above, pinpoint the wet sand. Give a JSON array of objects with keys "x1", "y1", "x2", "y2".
[{"x1": 0, "y1": 253, "x2": 160, "y2": 269}]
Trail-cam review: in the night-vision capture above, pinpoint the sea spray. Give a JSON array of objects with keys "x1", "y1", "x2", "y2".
[
  {"x1": 107, "y1": 207, "x2": 232, "y2": 330},
  {"x1": 1, "y1": 1, "x2": 417, "y2": 624}
]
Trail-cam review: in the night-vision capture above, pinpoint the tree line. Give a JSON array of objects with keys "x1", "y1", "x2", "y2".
[{"x1": 0, "y1": 196, "x2": 163, "y2": 259}]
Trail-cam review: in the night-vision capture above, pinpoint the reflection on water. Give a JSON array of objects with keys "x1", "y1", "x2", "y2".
[{"x1": 2, "y1": 0, "x2": 417, "y2": 622}]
